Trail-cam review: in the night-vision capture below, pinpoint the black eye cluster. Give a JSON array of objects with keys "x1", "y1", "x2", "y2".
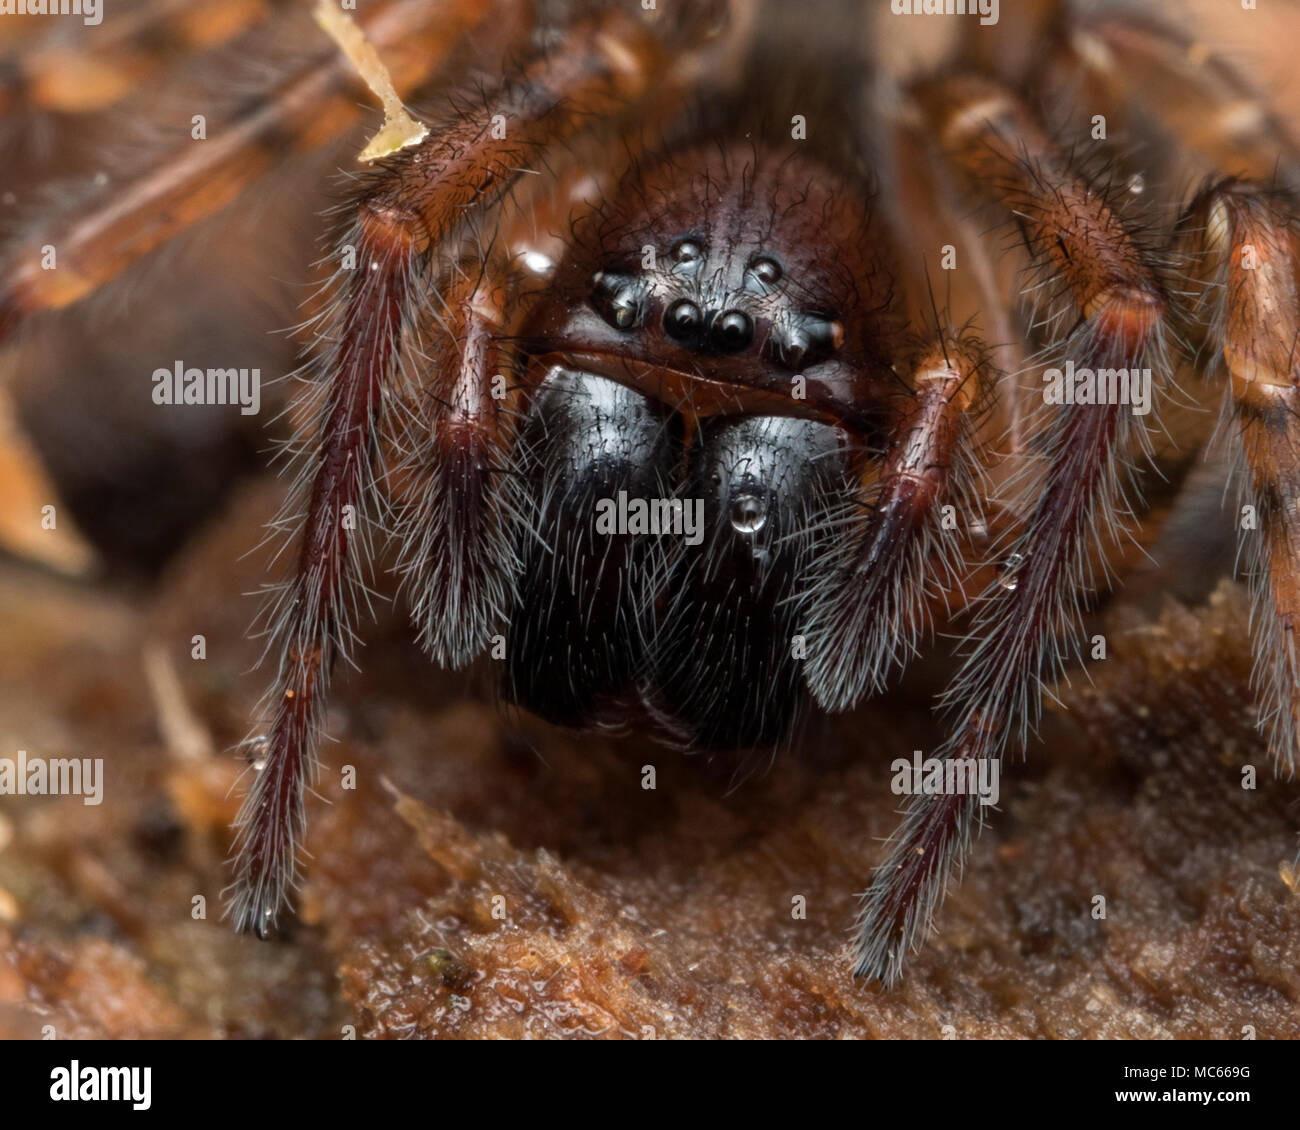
[
  {"x1": 590, "y1": 238, "x2": 841, "y2": 369},
  {"x1": 663, "y1": 300, "x2": 753, "y2": 353},
  {"x1": 660, "y1": 237, "x2": 755, "y2": 353}
]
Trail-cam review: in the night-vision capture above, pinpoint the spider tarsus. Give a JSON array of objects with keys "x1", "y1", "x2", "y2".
[{"x1": 853, "y1": 783, "x2": 978, "y2": 987}]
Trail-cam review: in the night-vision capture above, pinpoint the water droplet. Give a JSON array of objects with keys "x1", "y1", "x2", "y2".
[
  {"x1": 1126, "y1": 173, "x2": 1145, "y2": 195},
  {"x1": 241, "y1": 734, "x2": 269, "y2": 771},
  {"x1": 998, "y1": 552, "x2": 1026, "y2": 590},
  {"x1": 730, "y1": 493, "x2": 767, "y2": 534}
]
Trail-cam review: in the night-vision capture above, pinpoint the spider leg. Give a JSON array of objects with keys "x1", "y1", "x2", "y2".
[
  {"x1": 1049, "y1": 11, "x2": 1300, "y2": 188},
  {"x1": 387, "y1": 256, "x2": 520, "y2": 669},
  {"x1": 855, "y1": 76, "x2": 1170, "y2": 985},
  {"x1": 229, "y1": 3, "x2": 734, "y2": 934},
  {"x1": 1038, "y1": 12, "x2": 1300, "y2": 775},
  {"x1": 804, "y1": 333, "x2": 990, "y2": 711},
  {"x1": 1184, "y1": 181, "x2": 1300, "y2": 776},
  {"x1": 0, "y1": 0, "x2": 287, "y2": 117},
  {"x1": 229, "y1": 193, "x2": 417, "y2": 937},
  {"x1": 0, "y1": 0, "x2": 523, "y2": 342}
]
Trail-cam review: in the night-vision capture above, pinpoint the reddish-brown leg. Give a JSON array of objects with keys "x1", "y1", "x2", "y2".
[
  {"x1": 0, "y1": 0, "x2": 521, "y2": 342},
  {"x1": 804, "y1": 333, "x2": 989, "y2": 711},
  {"x1": 1049, "y1": 3, "x2": 1300, "y2": 847},
  {"x1": 230, "y1": 196, "x2": 416, "y2": 934},
  {"x1": 1185, "y1": 182, "x2": 1300, "y2": 775},
  {"x1": 855, "y1": 76, "x2": 1169, "y2": 984},
  {"x1": 229, "y1": 4, "x2": 731, "y2": 933}
]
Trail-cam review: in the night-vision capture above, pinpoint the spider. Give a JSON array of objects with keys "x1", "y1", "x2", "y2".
[{"x1": 3, "y1": 0, "x2": 1299, "y2": 990}]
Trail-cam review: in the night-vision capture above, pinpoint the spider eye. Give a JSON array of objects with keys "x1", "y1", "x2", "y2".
[
  {"x1": 804, "y1": 314, "x2": 843, "y2": 352},
  {"x1": 591, "y1": 270, "x2": 642, "y2": 330},
  {"x1": 769, "y1": 313, "x2": 843, "y2": 370},
  {"x1": 664, "y1": 298, "x2": 705, "y2": 342},
  {"x1": 671, "y1": 238, "x2": 705, "y2": 266},
  {"x1": 711, "y1": 309, "x2": 754, "y2": 353},
  {"x1": 747, "y1": 256, "x2": 782, "y2": 289}
]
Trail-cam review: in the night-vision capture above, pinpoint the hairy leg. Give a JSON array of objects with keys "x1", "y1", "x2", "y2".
[
  {"x1": 0, "y1": 0, "x2": 519, "y2": 341},
  {"x1": 804, "y1": 332, "x2": 990, "y2": 711},
  {"x1": 1069, "y1": 11, "x2": 1300, "y2": 777},
  {"x1": 228, "y1": 2, "x2": 735, "y2": 934},
  {"x1": 1184, "y1": 181, "x2": 1300, "y2": 776},
  {"x1": 855, "y1": 74, "x2": 1170, "y2": 985}
]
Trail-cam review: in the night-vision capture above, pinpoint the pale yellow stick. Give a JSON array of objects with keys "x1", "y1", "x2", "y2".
[{"x1": 313, "y1": 0, "x2": 430, "y2": 162}]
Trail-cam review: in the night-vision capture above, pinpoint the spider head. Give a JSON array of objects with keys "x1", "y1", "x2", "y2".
[{"x1": 526, "y1": 144, "x2": 895, "y2": 429}]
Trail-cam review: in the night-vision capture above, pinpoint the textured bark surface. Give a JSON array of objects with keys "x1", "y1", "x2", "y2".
[{"x1": 1, "y1": 481, "x2": 1297, "y2": 1039}]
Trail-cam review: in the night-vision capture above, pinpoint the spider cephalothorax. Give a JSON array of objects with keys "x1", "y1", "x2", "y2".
[
  {"x1": 548, "y1": 142, "x2": 893, "y2": 411},
  {"x1": 501, "y1": 143, "x2": 898, "y2": 746},
  {"x1": 5, "y1": 0, "x2": 1300, "y2": 991}
]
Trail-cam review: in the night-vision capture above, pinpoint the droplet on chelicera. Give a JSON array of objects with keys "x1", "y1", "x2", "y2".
[
  {"x1": 730, "y1": 493, "x2": 768, "y2": 534},
  {"x1": 998, "y1": 552, "x2": 1026, "y2": 590},
  {"x1": 1127, "y1": 173, "x2": 1145, "y2": 195},
  {"x1": 242, "y1": 734, "x2": 269, "y2": 771}
]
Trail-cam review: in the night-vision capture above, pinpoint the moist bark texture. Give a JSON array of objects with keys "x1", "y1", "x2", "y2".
[{"x1": 1, "y1": 482, "x2": 1297, "y2": 1039}]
